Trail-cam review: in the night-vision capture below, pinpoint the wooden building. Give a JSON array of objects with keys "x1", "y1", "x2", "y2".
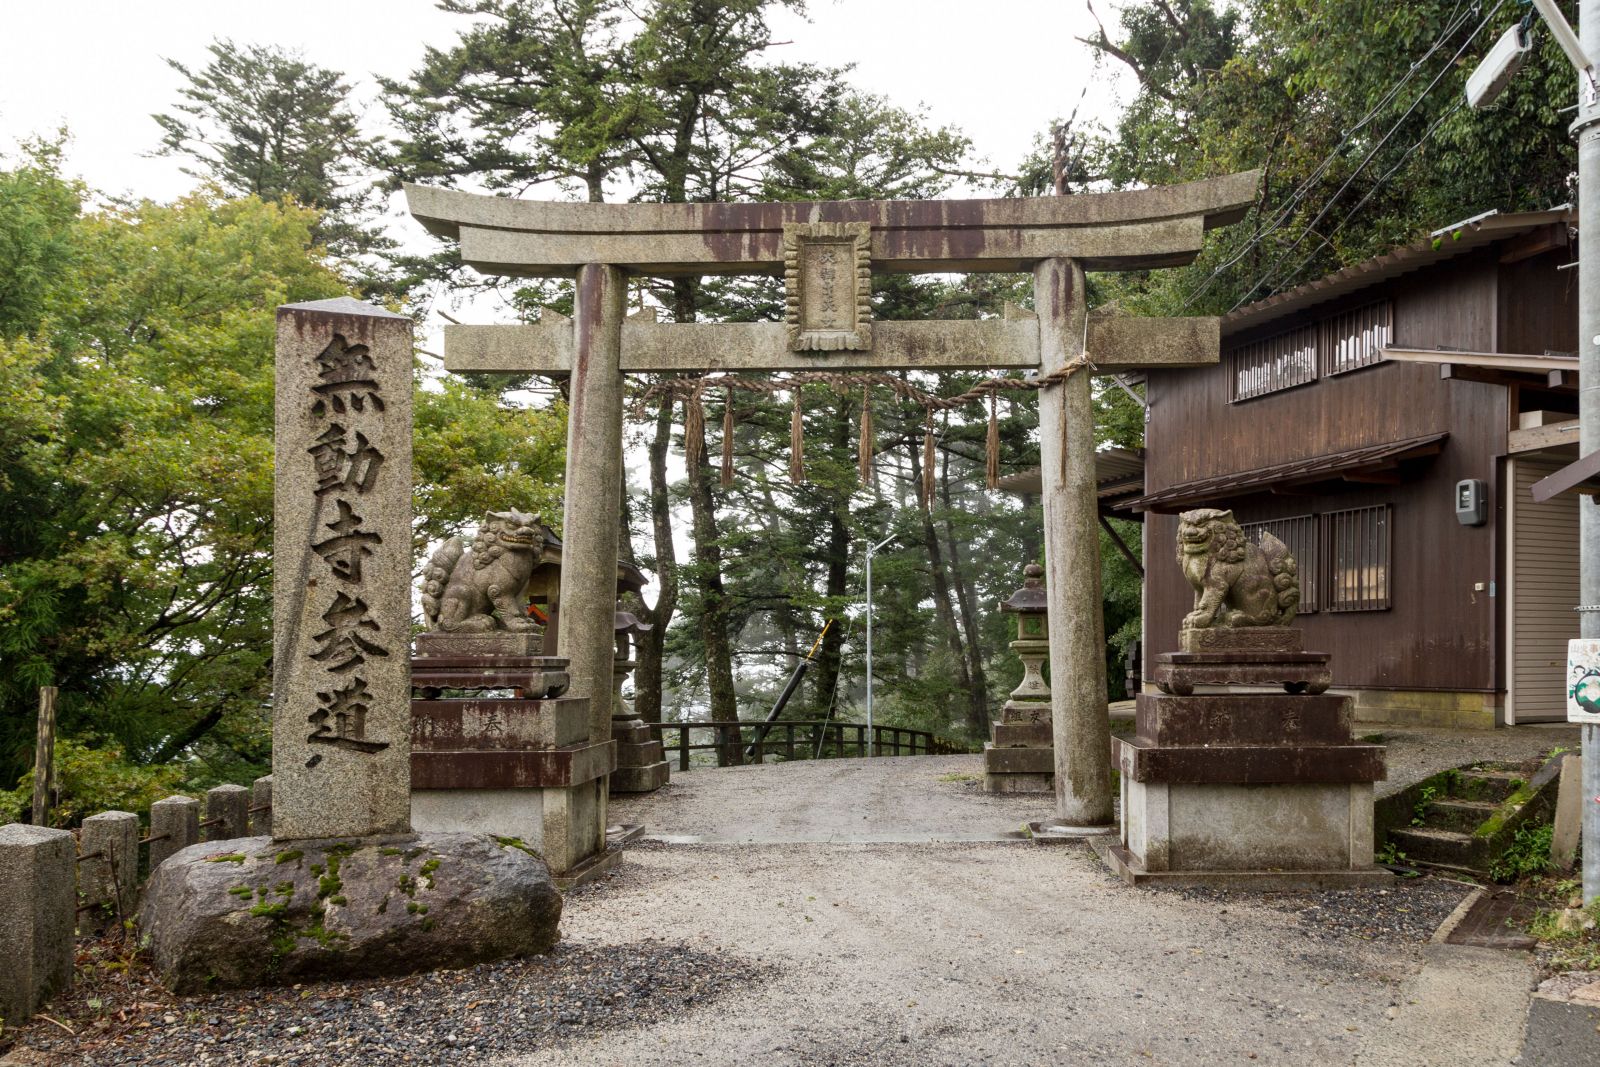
[{"x1": 1131, "y1": 208, "x2": 1583, "y2": 728}]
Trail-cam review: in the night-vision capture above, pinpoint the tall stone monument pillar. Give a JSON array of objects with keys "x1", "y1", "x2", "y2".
[{"x1": 271, "y1": 298, "x2": 414, "y2": 839}]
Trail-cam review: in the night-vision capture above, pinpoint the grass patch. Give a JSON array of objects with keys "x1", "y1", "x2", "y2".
[{"x1": 936, "y1": 772, "x2": 978, "y2": 783}]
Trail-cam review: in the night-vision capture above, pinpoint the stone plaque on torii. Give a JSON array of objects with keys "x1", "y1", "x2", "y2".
[{"x1": 404, "y1": 172, "x2": 1259, "y2": 829}]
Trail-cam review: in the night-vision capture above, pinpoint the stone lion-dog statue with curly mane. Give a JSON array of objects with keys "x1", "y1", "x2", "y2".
[
  {"x1": 1177, "y1": 508, "x2": 1300, "y2": 630},
  {"x1": 421, "y1": 510, "x2": 546, "y2": 633}
]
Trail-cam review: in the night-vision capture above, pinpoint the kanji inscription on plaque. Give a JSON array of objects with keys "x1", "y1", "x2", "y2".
[{"x1": 783, "y1": 222, "x2": 871, "y2": 352}]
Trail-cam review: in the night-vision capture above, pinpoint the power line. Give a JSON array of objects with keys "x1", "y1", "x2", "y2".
[
  {"x1": 1273, "y1": 97, "x2": 1469, "y2": 293},
  {"x1": 1227, "y1": 0, "x2": 1507, "y2": 312},
  {"x1": 1181, "y1": 1, "x2": 1484, "y2": 310}
]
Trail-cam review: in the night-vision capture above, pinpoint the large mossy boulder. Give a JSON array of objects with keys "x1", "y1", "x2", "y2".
[{"x1": 140, "y1": 832, "x2": 561, "y2": 993}]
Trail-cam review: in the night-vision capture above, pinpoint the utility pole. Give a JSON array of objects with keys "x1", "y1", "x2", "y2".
[
  {"x1": 863, "y1": 532, "x2": 898, "y2": 758},
  {"x1": 1573, "y1": 0, "x2": 1600, "y2": 908},
  {"x1": 1473, "y1": 1, "x2": 1600, "y2": 903}
]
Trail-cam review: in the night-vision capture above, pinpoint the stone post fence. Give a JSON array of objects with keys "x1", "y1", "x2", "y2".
[{"x1": 0, "y1": 775, "x2": 274, "y2": 1029}]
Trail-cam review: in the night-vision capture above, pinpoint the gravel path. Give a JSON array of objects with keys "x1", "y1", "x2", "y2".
[
  {"x1": 4, "y1": 728, "x2": 1564, "y2": 1066},
  {"x1": 508, "y1": 840, "x2": 1472, "y2": 1067},
  {"x1": 1370, "y1": 724, "x2": 1577, "y2": 798}
]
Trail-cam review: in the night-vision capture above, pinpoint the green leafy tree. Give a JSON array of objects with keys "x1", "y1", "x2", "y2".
[
  {"x1": 153, "y1": 39, "x2": 396, "y2": 290},
  {"x1": 0, "y1": 146, "x2": 567, "y2": 810},
  {"x1": 1073, "y1": 0, "x2": 1577, "y2": 313}
]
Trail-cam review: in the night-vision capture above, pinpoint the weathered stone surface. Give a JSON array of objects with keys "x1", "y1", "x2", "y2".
[
  {"x1": 984, "y1": 772, "x2": 1054, "y2": 794},
  {"x1": 140, "y1": 833, "x2": 560, "y2": 993},
  {"x1": 412, "y1": 697, "x2": 589, "y2": 751},
  {"x1": 992, "y1": 720, "x2": 1053, "y2": 747},
  {"x1": 205, "y1": 784, "x2": 250, "y2": 841},
  {"x1": 983, "y1": 744, "x2": 1055, "y2": 775},
  {"x1": 1134, "y1": 692, "x2": 1352, "y2": 747},
  {"x1": 1153, "y1": 655, "x2": 1332, "y2": 696},
  {"x1": 1176, "y1": 508, "x2": 1300, "y2": 630},
  {"x1": 273, "y1": 300, "x2": 413, "y2": 841},
  {"x1": 411, "y1": 782, "x2": 604, "y2": 876},
  {"x1": 412, "y1": 737, "x2": 616, "y2": 790},
  {"x1": 80, "y1": 810, "x2": 139, "y2": 926},
  {"x1": 404, "y1": 173, "x2": 1261, "y2": 276},
  {"x1": 442, "y1": 314, "x2": 1221, "y2": 376},
  {"x1": 0, "y1": 824, "x2": 75, "y2": 1028},
  {"x1": 149, "y1": 796, "x2": 200, "y2": 872},
  {"x1": 1119, "y1": 778, "x2": 1377, "y2": 873},
  {"x1": 611, "y1": 762, "x2": 671, "y2": 794},
  {"x1": 249, "y1": 776, "x2": 274, "y2": 837},
  {"x1": 1114, "y1": 735, "x2": 1385, "y2": 785},
  {"x1": 414, "y1": 631, "x2": 550, "y2": 658},
  {"x1": 1179, "y1": 626, "x2": 1302, "y2": 654},
  {"x1": 419, "y1": 512, "x2": 548, "y2": 634}
]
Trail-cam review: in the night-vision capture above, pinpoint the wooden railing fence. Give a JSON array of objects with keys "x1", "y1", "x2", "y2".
[{"x1": 656, "y1": 719, "x2": 967, "y2": 771}]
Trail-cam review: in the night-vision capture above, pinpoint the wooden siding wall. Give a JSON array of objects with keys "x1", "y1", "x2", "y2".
[
  {"x1": 1507, "y1": 458, "x2": 1580, "y2": 722},
  {"x1": 1142, "y1": 249, "x2": 1509, "y2": 691},
  {"x1": 1499, "y1": 247, "x2": 1579, "y2": 356}
]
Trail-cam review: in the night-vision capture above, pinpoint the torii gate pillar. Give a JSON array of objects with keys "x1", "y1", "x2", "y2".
[
  {"x1": 563, "y1": 264, "x2": 626, "y2": 756},
  {"x1": 1035, "y1": 258, "x2": 1113, "y2": 826}
]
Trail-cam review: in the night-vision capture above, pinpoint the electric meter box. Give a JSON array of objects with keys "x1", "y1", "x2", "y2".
[{"x1": 1455, "y1": 479, "x2": 1487, "y2": 526}]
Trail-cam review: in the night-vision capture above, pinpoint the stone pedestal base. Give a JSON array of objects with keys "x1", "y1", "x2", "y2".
[
  {"x1": 410, "y1": 678, "x2": 615, "y2": 880},
  {"x1": 411, "y1": 778, "x2": 606, "y2": 878},
  {"x1": 983, "y1": 742, "x2": 1055, "y2": 793},
  {"x1": 1109, "y1": 638, "x2": 1388, "y2": 888},
  {"x1": 609, "y1": 718, "x2": 670, "y2": 794},
  {"x1": 140, "y1": 833, "x2": 561, "y2": 993},
  {"x1": 983, "y1": 697, "x2": 1054, "y2": 792}
]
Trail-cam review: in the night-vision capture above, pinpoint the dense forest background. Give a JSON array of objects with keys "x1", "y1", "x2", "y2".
[{"x1": 0, "y1": 0, "x2": 1581, "y2": 819}]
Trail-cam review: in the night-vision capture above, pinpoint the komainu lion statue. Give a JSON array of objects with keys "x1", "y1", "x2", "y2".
[
  {"x1": 1178, "y1": 508, "x2": 1300, "y2": 630},
  {"x1": 421, "y1": 510, "x2": 545, "y2": 633}
]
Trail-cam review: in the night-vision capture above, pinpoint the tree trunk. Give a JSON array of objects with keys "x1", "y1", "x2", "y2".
[
  {"x1": 631, "y1": 393, "x2": 677, "y2": 730},
  {"x1": 940, "y1": 444, "x2": 992, "y2": 736},
  {"x1": 905, "y1": 429, "x2": 975, "y2": 734},
  {"x1": 809, "y1": 398, "x2": 853, "y2": 719},
  {"x1": 686, "y1": 414, "x2": 743, "y2": 767}
]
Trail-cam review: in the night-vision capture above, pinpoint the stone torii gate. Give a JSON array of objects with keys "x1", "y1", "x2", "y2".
[{"x1": 405, "y1": 172, "x2": 1258, "y2": 829}]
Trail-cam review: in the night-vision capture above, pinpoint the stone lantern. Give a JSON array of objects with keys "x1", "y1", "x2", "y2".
[
  {"x1": 610, "y1": 605, "x2": 670, "y2": 793},
  {"x1": 983, "y1": 563, "x2": 1055, "y2": 792}
]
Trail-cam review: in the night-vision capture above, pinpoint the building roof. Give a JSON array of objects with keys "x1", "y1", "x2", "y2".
[
  {"x1": 1124, "y1": 432, "x2": 1448, "y2": 514},
  {"x1": 995, "y1": 447, "x2": 1145, "y2": 506},
  {"x1": 1222, "y1": 208, "x2": 1575, "y2": 338}
]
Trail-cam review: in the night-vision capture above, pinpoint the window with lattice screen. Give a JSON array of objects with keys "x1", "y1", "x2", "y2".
[
  {"x1": 1324, "y1": 505, "x2": 1391, "y2": 611},
  {"x1": 1241, "y1": 515, "x2": 1318, "y2": 612}
]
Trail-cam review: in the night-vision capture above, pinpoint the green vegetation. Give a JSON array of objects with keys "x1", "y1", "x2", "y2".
[{"x1": 1488, "y1": 823, "x2": 1554, "y2": 883}]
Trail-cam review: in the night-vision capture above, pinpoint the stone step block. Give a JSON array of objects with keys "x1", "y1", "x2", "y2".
[
  {"x1": 1113, "y1": 735, "x2": 1385, "y2": 786},
  {"x1": 983, "y1": 743, "x2": 1054, "y2": 775},
  {"x1": 610, "y1": 721, "x2": 656, "y2": 745},
  {"x1": 1452, "y1": 770, "x2": 1527, "y2": 803},
  {"x1": 610, "y1": 761, "x2": 671, "y2": 793},
  {"x1": 412, "y1": 737, "x2": 616, "y2": 790},
  {"x1": 616, "y1": 739, "x2": 665, "y2": 766},
  {"x1": 992, "y1": 720, "x2": 1052, "y2": 747},
  {"x1": 412, "y1": 696, "x2": 589, "y2": 752},
  {"x1": 1425, "y1": 798, "x2": 1500, "y2": 834},
  {"x1": 1385, "y1": 826, "x2": 1479, "y2": 868},
  {"x1": 1134, "y1": 692, "x2": 1352, "y2": 747}
]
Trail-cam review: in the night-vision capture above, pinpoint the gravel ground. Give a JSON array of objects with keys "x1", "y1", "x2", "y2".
[
  {"x1": 502, "y1": 840, "x2": 1474, "y2": 1067},
  {"x1": 0, "y1": 934, "x2": 767, "y2": 1066},
  {"x1": 1369, "y1": 724, "x2": 1577, "y2": 799},
  {"x1": 4, "y1": 727, "x2": 1558, "y2": 1067}
]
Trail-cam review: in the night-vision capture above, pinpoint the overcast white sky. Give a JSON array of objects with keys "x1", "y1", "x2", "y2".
[{"x1": 0, "y1": 0, "x2": 1132, "y2": 209}]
